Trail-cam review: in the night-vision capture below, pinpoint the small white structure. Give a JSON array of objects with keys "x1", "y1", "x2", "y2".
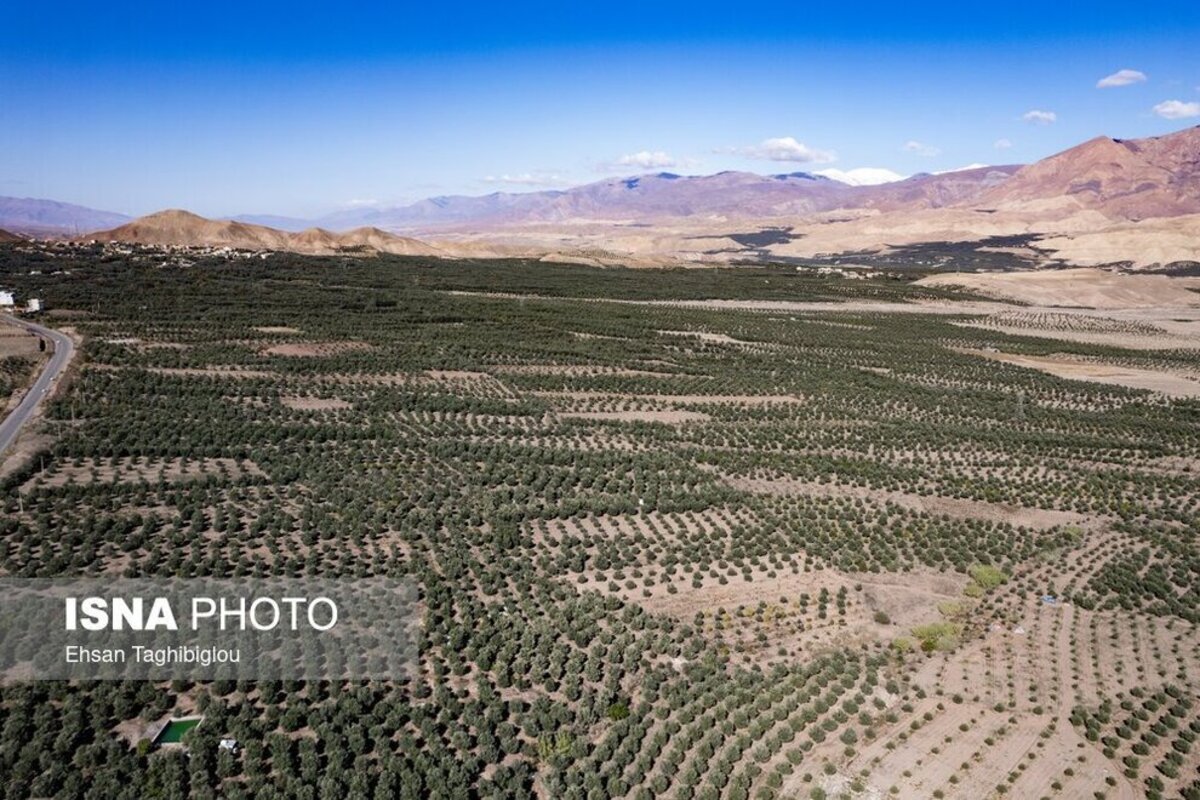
[
  {"x1": 218, "y1": 738, "x2": 239, "y2": 753},
  {"x1": 26, "y1": 298, "x2": 42, "y2": 313},
  {"x1": 0, "y1": 290, "x2": 14, "y2": 307}
]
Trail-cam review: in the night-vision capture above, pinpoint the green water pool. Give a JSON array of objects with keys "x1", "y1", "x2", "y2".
[{"x1": 155, "y1": 718, "x2": 201, "y2": 744}]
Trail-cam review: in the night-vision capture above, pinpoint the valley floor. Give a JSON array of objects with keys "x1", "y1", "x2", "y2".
[{"x1": 0, "y1": 250, "x2": 1197, "y2": 800}]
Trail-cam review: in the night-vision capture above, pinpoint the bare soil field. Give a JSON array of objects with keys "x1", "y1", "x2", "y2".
[
  {"x1": 919, "y1": 267, "x2": 1200, "y2": 309},
  {"x1": 960, "y1": 347, "x2": 1200, "y2": 397},
  {"x1": 261, "y1": 340, "x2": 373, "y2": 357},
  {"x1": 636, "y1": 565, "x2": 961, "y2": 627},
  {"x1": 280, "y1": 396, "x2": 352, "y2": 411},
  {"x1": 0, "y1": 328, "x2": 42, "y2": 359}
]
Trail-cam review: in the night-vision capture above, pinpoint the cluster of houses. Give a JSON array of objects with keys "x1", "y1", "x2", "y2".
[
  {"x1": 799, "y1": 264, "x2": 893, "y2": 280},
  {"x1": 27, "y1": 240, "x2": 271, "y2": 268},
  {"x1": 81, "y1": 240, "x2": 273, "y2": 262},
  {"x1": 0, "y1": 290, "x2": 43, "y2": 314}
]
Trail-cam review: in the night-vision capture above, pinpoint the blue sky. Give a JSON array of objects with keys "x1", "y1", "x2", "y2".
[{"x1": 2, "y1": 1, "x2": 1199, "y2": 218}]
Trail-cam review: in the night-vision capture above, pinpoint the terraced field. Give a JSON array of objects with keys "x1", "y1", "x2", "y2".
[{"x1": 0, "y1": 247, "x2": 1197, "y2": 799}]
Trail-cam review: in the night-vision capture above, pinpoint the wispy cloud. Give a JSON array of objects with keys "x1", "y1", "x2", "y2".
[
  {"x1": 902, "y1": 140, "x2": 940, "y2": 157},
  {"x1": 1097, "y1": 69, "x2": 1147, "y2": 88},
  {"x1": 1022, "y1": 110, "x2": 1057, "y2": 124},
  {"x1": 993, "y1": 138, "x2": 1013, "y2": 150},
  {"x1": 1153, "y1": 100, "x2": 1200, "y2": 120},
  {"x1": 815, "y1": 167, "x2": 904, "y2": 186},
  {"x1": 731, "y1": 137, "x2": 836, "y2": 164},
  {"x1": 596, "y1": 150, "x2": 700, "y2": 173},
  {"x1": 481, "y1": 172, "x2": 568, "y2": 187},
  {"x1": 614, "y1": 150, "x2": 677, "y2": 169}
]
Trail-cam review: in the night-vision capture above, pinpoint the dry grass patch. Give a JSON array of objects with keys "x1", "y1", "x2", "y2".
[{"x1": 616, "y1": 565, "x2": 964, "y2": 663}]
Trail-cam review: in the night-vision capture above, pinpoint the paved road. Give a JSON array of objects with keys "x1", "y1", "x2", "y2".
[{"x1": 0, "y1": 314, "x2": 74, "y2": 456}]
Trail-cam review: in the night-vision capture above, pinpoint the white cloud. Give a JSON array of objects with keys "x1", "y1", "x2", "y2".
[
  {"x1": 902, "y1": 140, "x2": 941, "y2": 157},
  {"x1": 1097, "y1": 69, "x2": 1147, "y2": 88},
  {"x1": 815, "y1": 167, "x2": 906, "y2": 186},
  {"x1": 614, "y1": 150, "x2": 677, "y2": 169},
  {"x1": 736, "y1": 137, "x2": 837, "y2": 164},
  {"x1": 993, "y1": 138, "x2": 1013, "y2": 150},
  {"x1": 1153, "y1": 100, "x2": 1200, "y2": 120},
  {"x1": 1022, "y1": 110, "x2": 1057, "y2": 124},
  {"x1": 481, "y1": 172, "x2": 567, "y2": 187},
  {"x1": 597, "y1": 150, "x2": 700, "y2": 173}
]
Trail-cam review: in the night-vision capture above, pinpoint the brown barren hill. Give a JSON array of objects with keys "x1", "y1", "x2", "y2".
[
  {"x1": 335, "y1": 227, "x2": 445, "y2": 256},
  {"x1": 88, "y1": 210, "x2": 294, "y2": 250},
  {"x1": 972, "y1": 125, "x2": 1200, "y2": 220},
  {"x1": 85, "y1": 210, "x2": 444, "y2": 256},
  {"x1": 0, "y1": 229, "x2": 25, "y2": 243}
]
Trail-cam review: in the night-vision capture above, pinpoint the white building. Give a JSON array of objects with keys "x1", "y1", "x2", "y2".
[
  {"x1": 26, "y1": 298, "x2": 42, "y2": 313},
  {"x1": 0, "y1": 290, "x2": 14, "y2": 307}
]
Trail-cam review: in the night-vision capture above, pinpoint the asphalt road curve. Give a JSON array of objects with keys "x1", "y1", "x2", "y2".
[{"x1": 0, "y1": 314, "x2": 74, "y2": 456}]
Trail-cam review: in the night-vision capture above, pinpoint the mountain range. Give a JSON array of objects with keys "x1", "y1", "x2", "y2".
[
  {"x1": 0, "y1": 165, "x2": 1026, "y2": 237},
  {"x1": 0, "y1": 197, "x2": 130, "y2": 237},
  {"x1": 309, "y1": 165, "x2": 1023, "y2": 232},
  {"x1": 2, "y1": 125, "x2": 1198, "y2": 268}
]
